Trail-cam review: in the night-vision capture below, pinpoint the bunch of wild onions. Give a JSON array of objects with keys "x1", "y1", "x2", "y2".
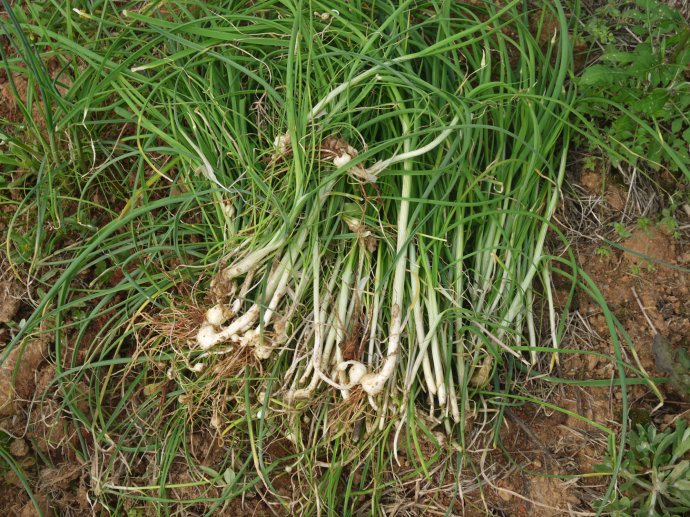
[{"x1": 115, "y1": 0, "x2": 573, "y2": 435}]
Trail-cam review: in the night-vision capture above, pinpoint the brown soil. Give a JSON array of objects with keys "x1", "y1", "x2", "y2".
[{"x1": 478, "y1": 159, "x2": 690, "y2": 516}]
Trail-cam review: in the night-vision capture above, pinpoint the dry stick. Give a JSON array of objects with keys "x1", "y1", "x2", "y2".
[
  {"x1": 521, "y1": 470, "x2": 531, "y2": 515},
  {"x1": 503, "y1": 407, "x2": 557, "y2": 465},
  {"x1": 629, "y1": 285, "x2": 660, "y2": 381},
  {"x1": 631, "y1": 285, "x2": 665, "y2": 412},
  {"x1": 631, "y1": 285, "x2": 657, "y2": 333}
]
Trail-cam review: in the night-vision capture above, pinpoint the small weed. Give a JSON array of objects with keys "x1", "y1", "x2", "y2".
[
  {"x1": 614, "y1": 222, "x2": 632, "y2": 240},
  {"x1": 652, "y1": 333, "x2": 690, "y2": 397},
  {"x1": 594, "y1": 420, "x2": 690, "y2": 517},
  {"x1": 659, "y1": 210, "x2": 681, "y2": 238},
  {"x1": 577, "y1": 0, "x2": 690, "y2": 176},
  {"x1": 597, "y1": 245, "x2": 612, "y2": 260},
  {"x1": 583, "y1": 155, "x2": 598, "y2": 171},
  {"x1": 636, "y1": 217, "x2": 653, "y2": 234},
  {"x1": 585, "y1": 16, "x2": 615, "y2": 45}
]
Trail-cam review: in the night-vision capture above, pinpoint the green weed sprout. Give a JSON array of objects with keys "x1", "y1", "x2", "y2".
[{"x1": 594, "y1": 420, "x2": 690, "y2": 517}]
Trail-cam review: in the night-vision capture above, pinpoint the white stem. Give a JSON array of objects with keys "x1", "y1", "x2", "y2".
[
  {"x1": 336, "y1": 271, "x2": 360, "y2": 392},
  {"x1": 231, "y1": 268, "x2": 256, "y2": 313},
  {"x1": 293, "y1": 249, "x2": 352, "y2": 399},
  {"x1": 503, "y1": 148, "x2": 567, "y2": 326},
  {"x1": 322, "y1": 256, "x2": 354, "y2": 370},
  {"x1": 292, "y1": 310, "x2": 338, "y2": 399},
  {"x1": 425, "y1": 297, "x2": 446, "y2": 407},
  {"x1": 223, "y1": 233, "x2": 286, "y2": 281},
  {"x1": 378, "y1": 377, "x2": 392, "y2": 431},
  {"x1": 487, "y1": 249, "x2": 511, "y2": 315},
  {"x1": 262, "y1": 263, "x2": 293, "y2": 327},
  {"x1": 303, "y1": 239, "x2": 322, "y2": 382},
  {"x1": 453, "y1": 221, "x2": 466, "y2": 401},
  {"x1": 359, "y1": 116, "x2": 412, "y2": 396},
  {"x1": 448, "y1": 371, "x2": 460, "y2": 423},
  {"x1": 365, "y1": 117, "x2": 459, "y2": 179},
  {"x1": 317, "y1": 311, "x2": 337, "y2": 371},
  {"x1": 409, "y1": 311, "x2": 443, "y2": 382},
  {"x1": 542, "y1": 264, "x2": 559, "y2": 369},
  {"x1": 308, "y1": 67, "x2": 382, "y2": 122},
  {"x1": 367, "y1": 250, "x2": 383, "y2": 364},
  {"x1": 418, "y1": 248, "x2": 446, "y2": 406},
  {"x1": 526, "y1": 287, "x2": 537, "y2": 364},
  {"x1": 406, "y1": 246, "x2": 435, "y2": 395},
  {"x1": 474, "y1": 222, "x2": 497, "y2": 310},
  {"x1": 298, "y1": 256, "x2": 343, "y2": 386},
  {"x1": 283, "y1": 322, "x2": 314, "y2": 380}
]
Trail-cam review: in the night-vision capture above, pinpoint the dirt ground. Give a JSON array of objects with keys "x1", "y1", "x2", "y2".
[{"x1": 478, "y1": 160, "x2": 690, "y2": 516}]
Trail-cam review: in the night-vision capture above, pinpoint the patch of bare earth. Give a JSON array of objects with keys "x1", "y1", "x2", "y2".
[
  {"x1": 563, "y1": 163, "x2": 690, "y2": 412},
  {"x1": 477, "y1": 158, "x2": 690, "y2": 516}
]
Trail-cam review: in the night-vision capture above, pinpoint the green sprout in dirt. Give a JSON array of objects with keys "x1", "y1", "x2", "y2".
[
  {"x1": 597, "y1": 245, "x2": 612, "y2": 260},
  {"x1": 594, "y1": 420, "x2": 690, "y2": 517},
  {"x1": 613, "y1": 222, "x2": 632, "y2": 240}
]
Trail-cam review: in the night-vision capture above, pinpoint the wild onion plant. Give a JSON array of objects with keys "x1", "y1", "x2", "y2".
[
  {"x1": 128, "y1": 0, "x2": 576, "y2": 432},
  {"x1": 111, "y1": 1, "x2": 575, "y2": 422}
]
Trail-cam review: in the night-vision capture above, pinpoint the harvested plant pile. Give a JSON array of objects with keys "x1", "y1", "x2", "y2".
[{"x1": 179, "y1": 0, "x2": 573, "y2": 427}]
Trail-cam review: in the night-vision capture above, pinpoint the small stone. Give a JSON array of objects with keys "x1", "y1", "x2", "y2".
[
  {"x1": 532, "y1": 459, "x2": 542, "y2": 469},
  {"x1": 4, "y1": 470, "x2": 23, "y2": 488},
  {"x1": 9, "y1": 438, "x2": 28, "y2": 457},
  {"x1": 586, "y1": 354, "x2": 598, "y2": 370},
  {"x1": 497, "y1": 488, "x2": 512, "y2": 502}
]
